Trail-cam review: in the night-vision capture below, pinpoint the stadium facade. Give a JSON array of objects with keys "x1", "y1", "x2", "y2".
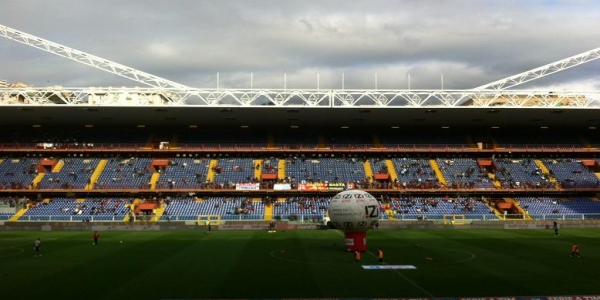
[{"x1": 1, "y1": 23, "x2": 600, "y2": 225}]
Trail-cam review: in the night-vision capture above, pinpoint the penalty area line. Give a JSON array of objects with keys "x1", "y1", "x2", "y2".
[{"x1": 365, "y1": 249, "x2": 434, "y2": 298}]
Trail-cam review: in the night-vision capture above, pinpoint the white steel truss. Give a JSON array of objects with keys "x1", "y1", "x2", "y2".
[
  {"x1": 448, "y1": 47, "x2": 600, "y2": 106},
  {"x1": 3, "y1": 23, "x2": 600, "y2": 108},
  {"x1": 472, "y1": 46, "x2": 600, "y2": 91},
  {"x1": 0, "y1": 24, "x2": 192, "y2": 91},
  {"x1": 1, "y1": 87, "x2": 599, "y2": 108}
]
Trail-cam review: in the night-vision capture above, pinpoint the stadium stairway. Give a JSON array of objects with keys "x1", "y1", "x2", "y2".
[
  {"x1": 206, "y1": 160, "x2": 218, "y2": 182},
  {"x1": 122, "y1": 198, "x2": 141, "y2": 222},
  {"x1": 76, "y1": 198, "x2": 85, "y2": 203},
  {"x1": 86, "y1": 159, "x2": 107, "y2": 190},
  {"x1": 152, "y1": 203, "x2": 166, "y2": 222},
  {"x1": 429, "y1": 160, "x2": 447, "y2": 186},
  {"x1": 386, "y1": 208, "x2": 397, "y2": 220},
  {"x1": 149, "y1": 173, "x2": 160, "y2": 189},
  {"x1": 488, "y1": 173, "x2": 501, "y2": 188},
  {"x1": 487, "y1": 204, "x2": 503, "y2": 219},
  {"x1": 384, "y1": 159, "x2": 398, "y2": 182},
  {"x1": 9, "y1": 205, "x2": 28, "y2": 222},
  {"x1": 363, "y1": 161, "x2": 373, "y2": 181},
  {"x1": 52, "y1": 160, "x2": 65, "y2": 172},
  {"x1": 595, "y1": 172, "x2": 600, "y2": 181},
  {"x1": 263, "y1": 198, "x2": 273, "y2": 220},
  {"x1": 31, "y1": 172, "x2": 45, "y2": 189},
  {"x1": 254, "y1": 159, "x2": 262, "y2": 179},
  {"x1": 278, "y1": 159, "x2": 286, "y2": 179},
  {"x1": 506, "y1": 197, "x2": 533, "y2": 220},
  {"x1": 534, "y1": 159, "x2": 557, "y2": 184}
]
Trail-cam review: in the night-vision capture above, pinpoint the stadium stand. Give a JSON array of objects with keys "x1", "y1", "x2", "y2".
[
  {"x1": 515, "y1": 197, "x2": 600, "y2": 219},
  {"x1": 2, "y1": 127, "x2": 600, "y2": 223},
  {"x1": 18, "y1": 197, "x2": 131, "y2": 221}
]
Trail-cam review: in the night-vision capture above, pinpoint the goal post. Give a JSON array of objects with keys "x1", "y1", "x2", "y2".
[
  {"x1": 198, "y1": 215, "x2": 221, "y2": 225},
  {"x1": 443, "y1": 214, "x2": 466, "y2": 225}
]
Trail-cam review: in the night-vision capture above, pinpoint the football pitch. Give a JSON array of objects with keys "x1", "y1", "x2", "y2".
[{"x1": 1, "y1": 228, "x2": 599, "y2": 300}]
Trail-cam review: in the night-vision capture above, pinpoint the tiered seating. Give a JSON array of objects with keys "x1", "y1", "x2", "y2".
[
  {"x1": 262, "y1": 158, "x2": 279, "y2": 174},
  {"x1": 284, "y1": 157, "x2": 365, "y2": 183},
  {"x1": 389, "y1": 158, "x2": 439, "y2": 188},
  {"x1": 213, "y1": 158, "x2": 256, "y2": 184},
  {"x1": 161, "y1": 197, "x2": 264, "y2": 220},
  {"x1": 19, "y1": 197, "x2": 130, "y2": 221},
  {"x1": 517, "y1": 197, "x2": 600, "y2": 219},
  {"x1": 517, "y1": 197, "x2": 577, "y2": 219},
  {"x1": 436, "y1": 158, "x2": 494, "y2": 189},
  {"x1": 543, "y1": 159, "x2": 599, "y2": 188},
  {"x1": 37, "y1": 158, "x2": 100, "y2": 189},
  {"x1": 272, "y1": 197, "x2": 329, "y2": 221},
  {"x1": 562, "y1": 198, "x2": 600, "y2": 217},
  {"x1": 390, "y1": 196, "x2": 496, "y2": 220},
  {"x1": 203, "y1": 197, "x2": 264, "y2": 220},
  {"x1": 493, "y1": 158, "x2": 552, "y2": 189},
  {"x1": 0, "y1": 213, "x2": 13, "y2": 220},
  {"x1": 155, "y1": 158, "x2": 211, "y2": 189},
  {"x1": 159, "y1": 197, "x2": 203, "y2": 220},
  {"x1": 95, "y1": 157, "x2": 153, "y2": 189},
  {"x1": 0, "y1": 157, "x2": 39, "y2": 189}
]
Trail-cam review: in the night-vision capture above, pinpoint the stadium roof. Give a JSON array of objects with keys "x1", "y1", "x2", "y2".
[{"x1": 1, "y1": 105, "x2": 598, "y2": 128}]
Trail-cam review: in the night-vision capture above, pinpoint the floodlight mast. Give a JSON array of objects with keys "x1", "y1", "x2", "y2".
[{"x1": 0, "y1": 24, "x2": 193, "y2": 91}]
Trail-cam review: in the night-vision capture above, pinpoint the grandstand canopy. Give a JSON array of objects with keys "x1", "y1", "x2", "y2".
[{"x1": 0, "y1": 105, "x2": 598, "y2": 128}]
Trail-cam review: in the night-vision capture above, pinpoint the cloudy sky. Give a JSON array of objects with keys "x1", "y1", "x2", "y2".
[{"x1": 1, "y1": 0, "x2": 600, "y2": 91}]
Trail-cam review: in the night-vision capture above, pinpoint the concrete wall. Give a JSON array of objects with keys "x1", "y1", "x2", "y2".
[{"x1": 2, "y1": 219, "x2": 600, "y2": 231}]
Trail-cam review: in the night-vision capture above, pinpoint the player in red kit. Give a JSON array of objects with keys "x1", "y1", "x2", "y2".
[
  {"x1": 570, "y1": 243, "x2": 580, "y2": 258},
  {"x1": 93, "y1": 231, "x2": 99, "y2": 246}
]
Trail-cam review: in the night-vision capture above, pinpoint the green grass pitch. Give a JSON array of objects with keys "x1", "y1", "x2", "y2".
[{"x1": 1, "y1": 228, "x2": 599, "y2": 300}]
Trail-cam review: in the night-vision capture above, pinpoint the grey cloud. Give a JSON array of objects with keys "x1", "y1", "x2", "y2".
[{"x1": 1, "y1": 0, "x2": 599, "y2": 90}]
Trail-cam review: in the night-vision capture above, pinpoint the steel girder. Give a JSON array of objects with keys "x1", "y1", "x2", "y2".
[
  {"x1": 1, "y1": 87, "x2": 599, "y2": 108},
  {"x1": 0, "y1": 24, "x2": 192, "y2": 92}
]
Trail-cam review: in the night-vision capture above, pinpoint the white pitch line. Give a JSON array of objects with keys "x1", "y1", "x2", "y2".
[
  {"x1": 0, "y1": 246, "x2": 25, "y2": 258},
  {"x1": 365, "y1": 249, "x2": 435, "y2": 298},
  {"x1": 333, "y1": 230, "x2": 435, "y2": 297}
]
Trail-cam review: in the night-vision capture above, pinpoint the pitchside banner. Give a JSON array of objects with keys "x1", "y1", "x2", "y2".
[
  {"x1": 327, "y1": 182, "x2": 346, "y2": 191},
  {"x1": 235, "y1": 183, "x2": 260, "y2": 190},
  {"x1": 297, "y1": 182, "x2": 347, "y2": 191},
  {"x1": 297, "y1": 183, "x2": 327, "y2": 191},
  {"x1": 273, "y1": 183, "x2": 291, "y2": 190}
]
